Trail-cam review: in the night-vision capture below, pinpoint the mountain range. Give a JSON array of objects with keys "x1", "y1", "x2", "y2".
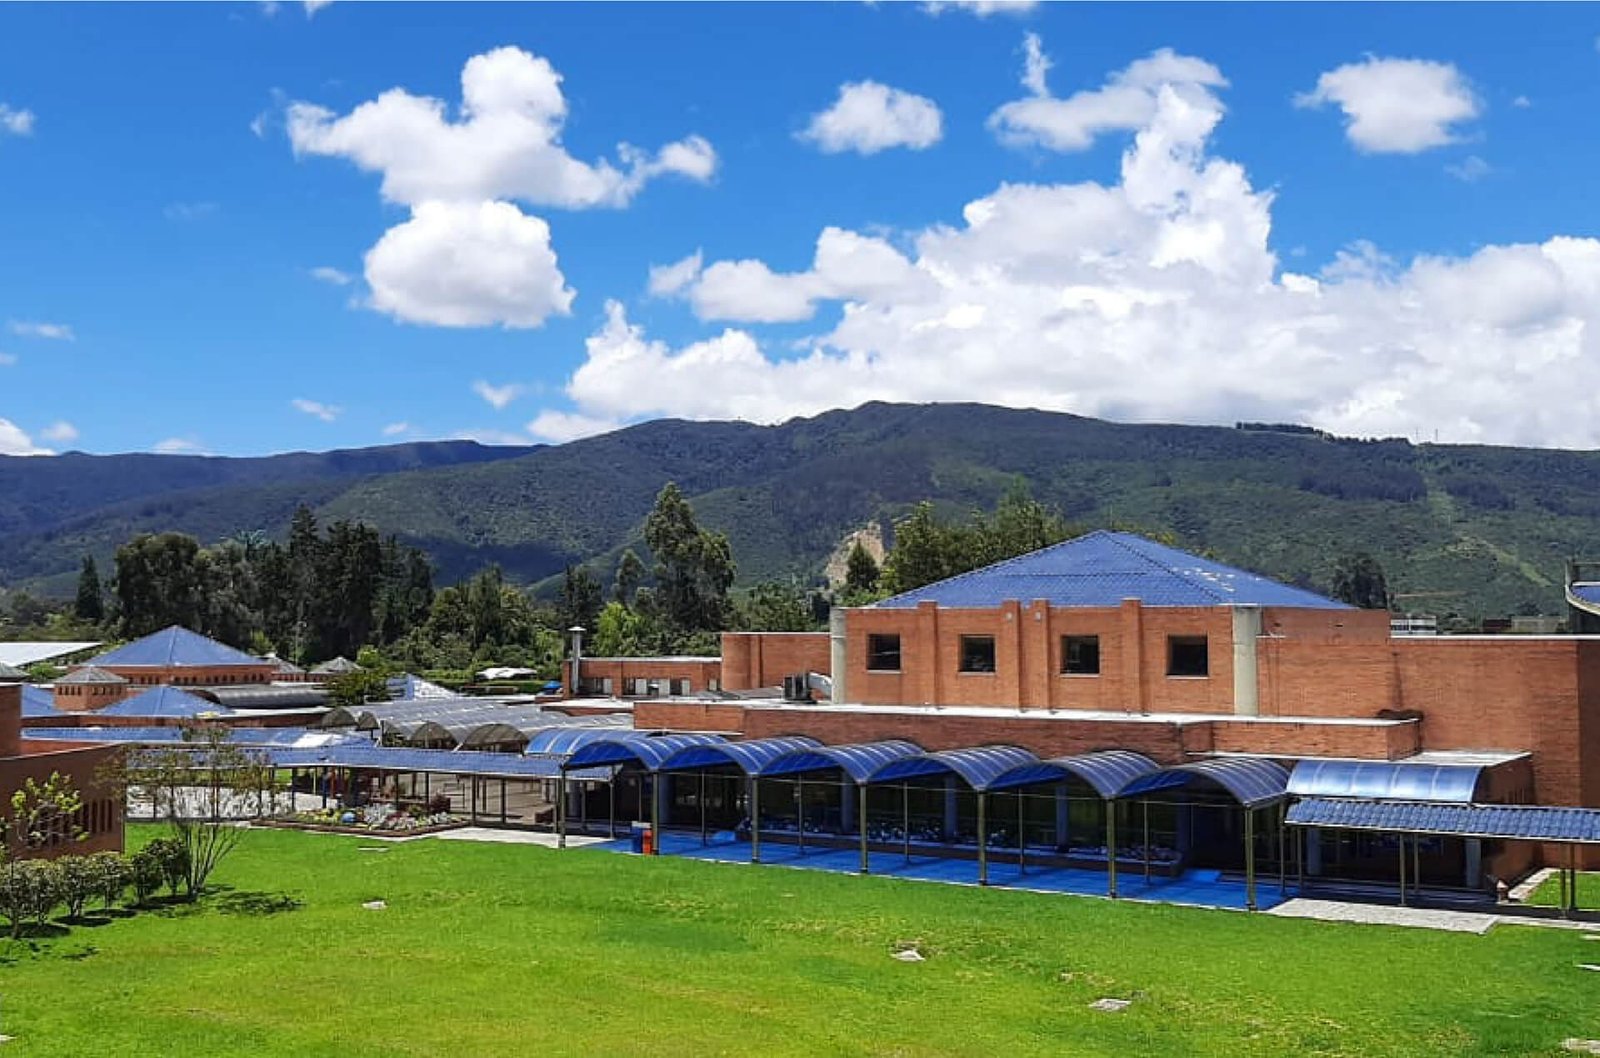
[{"x1": 4, "y1": 402, "x2": 1597, "y2": 619}]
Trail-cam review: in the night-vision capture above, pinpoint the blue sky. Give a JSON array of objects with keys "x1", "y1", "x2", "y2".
[{"x1": 3, "y1": 1, "x2": 1600, "y2": 457}]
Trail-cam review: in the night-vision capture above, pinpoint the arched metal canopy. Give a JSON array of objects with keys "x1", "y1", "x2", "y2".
[
  {"x1": 867, "y1": 745, "x2": 1039, "y2": 792},
  {"x1": 985, "y1": 750, "x2": 1161, "y2": 797},
  {"x1": 657, "y1": 736, "x2": 821, "y2": 775},
  {"x1": 762, "y1": 740, "x2": 924, "y2": 784},
  {"x1": 1286, "y1": 759, "x2": 1483, "y2": 803},
  {"x1": 524, "y1": 723, "x2": 634, "y2": 757},
  {"x1": 1116, "y1": 757, "x2": 1290, "y2": 808},
  {"x1": 563, "y1": 732, "x2": 727, "y2": 772}
]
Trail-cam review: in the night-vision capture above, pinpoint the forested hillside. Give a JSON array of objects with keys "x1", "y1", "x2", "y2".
[{"x1": 4, "y1": 402, "x2": 1598, "y2": 619}]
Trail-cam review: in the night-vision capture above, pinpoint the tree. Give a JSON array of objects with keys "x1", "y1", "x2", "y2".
[
  {"x1": 325, "y1": 669, "x2": 392, "y2": 710},
  {"x1": 75, "y1": 555, "x2": 104, "y2": 624},
  {"x1": 844, "y1": 540, "x2": 880, "y2": 594},
  {"x1": 57, "y1": 855, "x2": 98, "y2": 921},
  {"x1": 112, "y1": 532, "x2": 205, "y2": 636},
  {"x1": 113, "y1": 725, "x2": 278, "y2": 898},
  {"x1": 643, "y1": 483, "x2": 735, "y2": 635},
  {"x1": 589, "y1": 601, "x2": 663, "y2": 657},
  {"x1": 557, "y1": 565, "x2": 603, "y2": 634},
  {"x1": 740, "y1": 581, "x2": 817, "y2": 632},
  {"x1": 6, "y1": 771, "x2": 86, "y2": 855},
  {"x1": 1330, "y1": 553, "x2": 1391, "y2": 610},
  {"x1": 614, "y1": 548, "x2": 645, "y2": 607},
  {"x1": 0, "y1": 859, "x2": 62, "y2": 939},
  {"x1": 879, "y1": 503, "x2": 959, "y2": 595}
]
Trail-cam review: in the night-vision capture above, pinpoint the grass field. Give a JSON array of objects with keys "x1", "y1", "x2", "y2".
[{"x1": 1, "y1": 826, "x2": 1596, "y2": 1057}]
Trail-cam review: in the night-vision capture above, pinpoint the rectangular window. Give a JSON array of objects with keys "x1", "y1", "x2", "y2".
[
  {"x1": 958, "y1": 635, "x2": 996, "y2": 673},
  {"x1": 1167, "y1": 635, "x2": 1209, "y2": 677},
  {"x1": 866, "y1": 634, "x2": 902, "y2": 672},
  {"x1": 1062, "y1": 635, "x2": 1100, "y2": 675}
]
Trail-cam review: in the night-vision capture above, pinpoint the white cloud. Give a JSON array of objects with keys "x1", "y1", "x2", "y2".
[
  {"x1": 382, "y1": 421, "x2": 411, "y2": 437},
  {"x1": 1446, "y1": 155, "x2": 1491, "y2": 182},
  {"x1": 0, "y1": 351, "x2": 14, "y2": 366},
  {"x1": 291, "y1": 398, "x2": 341, "y2": 422},
  {"x1": 153, "y1": 436, "x2": 205, "y2": 455},
  {"x1": 647, "y1": 251, "x2": 703, "y2": 297},
  {"x1": 540, "y1": 60, "x2": 1600, "y2": 451},
  {"x1": 7, "y1": 320, "x2": 74, "y2": 341},
  {"x1": 304, "y1": 0, "x2": 333, "y2": 15},
  {"x1": 38, "y1": 421, "x2": 77, "y2": 444},
  {"x1": 0, "y1": 419, "x2": 50, "y2": 456},
  {"x1": 472, "y1": 379, "x2": 526, "y2": 410},
  {"x1": 0, "y1": 104, "x2": 34, "y2": 137},
  {"x1": 310, "y1": 265, "x2": 354, "y2": 286},
  {"x1": 163, "y1": 201, "x2": 219, "y2": 222},
  {"x1": 526, "y1": 409, "x2": 620, "y2": 443},
  {"x1": 990, "y1": 37, "x2": 1228, "y2": 152},
  {"x1": 1296, "y1": 57, "x2": 1480, "y2": 154},
  {"x1": 286, "y1": 46, "x2": 716, "y2": 209},
  {"x1": 674, "y1": 227, "x2": 929, "y2": 323},
  {"x1": 364, "y1": 199, "x2": 574, "y2": 328},
  {"x1": 799, "y1": 81, "x2": 943, "y2": 155},
  {"x1": 1512, "y1": 95, "x2": 1532, "y2": 109},
  {"x1": 921, "y1": 1, "x2": 1038, "y2": 16}
]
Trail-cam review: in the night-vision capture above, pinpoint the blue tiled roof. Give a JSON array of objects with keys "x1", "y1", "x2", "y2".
[
  {"x1": 98, "y1": 685, "x2": 231, "y2": 719},
  {"x1": 21, "y1": 684, "x2": 62, "y2": 717},
  {"x1": 873, "y1": 531, "x2": 1351, "y2": 610},
  {"x1": 1287, "y1": 798, "x2": 1600, "y2": 843},
  {"x1": 90, "y1": 626, "x2": 266, "y2": 668}
]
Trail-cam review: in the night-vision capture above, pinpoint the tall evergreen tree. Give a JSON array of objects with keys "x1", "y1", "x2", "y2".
[
  {"x1": 843, "y1": 540, "x2": 880, "y2": 594},
  {"x1": 1330, "y1": 553, "x2": 1390, "y2": 610},
  {"x1": 74, "y1": 555, "x2": 104, "y2": 624},
  {"x1": 614, "y1": 548, "x2": 645, "y2": 607},
  {"x1": 642, "y1": 482, "x2": 735, "y2": 635},
  {"x1": 557, "y1": 565, "x2": 604, "y2": 634}
]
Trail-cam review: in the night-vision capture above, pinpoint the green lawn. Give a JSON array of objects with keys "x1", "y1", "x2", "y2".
[
  {"x1": 1, "y1": 826, "x2": 1597, "y2": 1057},
  {"x1": 1529, "y1": 869, "x2": 1600, "y2": 908}
]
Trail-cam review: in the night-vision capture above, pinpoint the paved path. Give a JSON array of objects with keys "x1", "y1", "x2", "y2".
[
  {"x1": 1268, "y1": 897, "x2": 1593, "y2": 934},
  {"x1": 430, "y1": 827, "x2": 610, "y2": 849}
]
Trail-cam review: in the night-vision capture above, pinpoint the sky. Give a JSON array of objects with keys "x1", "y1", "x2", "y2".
[{"x1": 4, "y1": 2, "x2": 1600, "y2": 457}]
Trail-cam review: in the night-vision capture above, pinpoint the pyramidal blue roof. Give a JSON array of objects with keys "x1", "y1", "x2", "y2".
[
  {"x1": 98, "y1": 685, "x2": 230, "y2": 719},
  {"x1": 90, "y1": 626, "x2": 266, "y2": 668},
  {"x1": 21, "y1": 684, "x2": 62, "y2": 718},
  {"x1": 874, "y1": 531, "x2": 1352, "y2": 611}
]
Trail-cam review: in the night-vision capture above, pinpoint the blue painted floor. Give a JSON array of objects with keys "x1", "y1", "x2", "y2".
[{"x1": 589, "y1": 830, "x2": 1296, "y2": 911}]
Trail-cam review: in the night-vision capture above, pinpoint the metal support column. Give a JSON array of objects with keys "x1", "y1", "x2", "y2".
[
  {"x1": 650, "y1": 773, "x2": 661, "y2": 856},
  {"x1": 1106, "y1": 801, "x2": 1118, "y2": 899},
  {"x1": 1398, "y1": 833, "x2": 1407, "y2": 907},
  {"x1": 797, "y1": 775, "x2": 805, "y2": 855},
  {"x1": 976, "y1": 792, "x2": 989, "y2": 887},
  {"x1": 751, "y1": 778, "x2": 762, "y2": 864},
  {"x1": 1142, "y1": 801, "x2": 1151, "y2": 886},
  {"x1": 1278, "y1": 802, "x2": 1287, "y2": 896},
  {"x1": 557, "y1": 775, "x2": 567, "y2": 848},
  {"x1": 1244, "y1": 807, "x2": 1257, "y2": 911},
  {"x1": 499, "y1": 779, "x2": 506, "y2": 825},
  {"x1": 858, "y1": 784, "x2": 869, "y2": 875},
  {"x1": 902, "y1": 783, "x2": 911, "y2": 863},
  {"x1": 699, "y1": 772, "x2": 707, "y2": 846},
  {"x1": 470, "y1": 776, "x2": 479, "y2": 824},
  {"x1": 1017, "y1": 791, "x2": 1026, "y2": 877},
  {"x1": 608, "y1": 779, "x2": 616, "y2": 839}
]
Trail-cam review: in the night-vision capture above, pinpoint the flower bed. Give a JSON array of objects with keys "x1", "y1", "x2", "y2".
[{"x1": 262, "y1": 803, "x2": 466, "y2": 837}]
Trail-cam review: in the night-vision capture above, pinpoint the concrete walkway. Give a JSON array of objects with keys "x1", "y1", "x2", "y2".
[
  {"x1": 1268, "y1": 897, "x2": 1594, "y2": 934},
  {"x1": 431, "y1": 827, "x2": 610, "y2": 849}
]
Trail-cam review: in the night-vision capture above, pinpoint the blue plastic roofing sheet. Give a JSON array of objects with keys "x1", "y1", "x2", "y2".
[
  {"x1": 867, "y1": 745, "x2": 1040, "y2": 792},
  {"x1": 1117, "y1": 757, "x2": 1291, "y2": 808},
  {"x1": 90, "y1": 626, "x2": 266, "y2": 668},
  {"x1": 98, "y1": 686, "x2": 230, "y2": 719},
  {"x1": 270, "y1": 743, "x2": 606, "y2": 779},
  {"x1": 1287, "y1": 759, "x2": 1483, "y2": 803},
  {"x1": 987, "y1": 750, "x2": 1161, "y2": 797},
  {"x1": 563, "y1": 732, "x2": 727, "y2": 772},
  {"x1": 1570, "y1": 584, "x2": 1600, "y2": 609},
  {"x1": 873, "y1": 530, "x2": 1351, "y2": 611},
  {"x1": 658, "y1": 736, "x2": 821, "y2": 775},
  {"x1": 20, "y1": 685, "x2": 62, "y2": 717},
  {"x1": 524, "y1": 724, "x2": 637, "y2": 756},
  {"x1": 1287, "y1": 798, "x2": 1600, "y2": 843},
  {"x1": 761, "y1": 740, "x2": 925, "y2": 783}
]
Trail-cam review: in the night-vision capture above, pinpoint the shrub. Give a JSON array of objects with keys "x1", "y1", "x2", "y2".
[
  {"x1": 57, "y1": 855, "x2": 99, "y2": 920},
  {"x1": 0, "y1": 858, "x2": 64, "y2": 938},
  {"x1": 427, "y1": 794, "x2": 451, "y2": 816},
  {"x1": 142, "y1": 838, "x2": 190, "y2": 898},
  {"x1": 89, "y1": 851, "x2": 132, "y2": 910},
  {"x1": 128, "y1": 848, "x2": 163, "y2": 905}
]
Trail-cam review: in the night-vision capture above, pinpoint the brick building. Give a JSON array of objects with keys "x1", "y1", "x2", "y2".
[
  {"x1": 0, "y1": 674, "x2": 124, "y2": 858},
  {"x1": 53, "y1": 626, "x2": 277, "y2": 712}
]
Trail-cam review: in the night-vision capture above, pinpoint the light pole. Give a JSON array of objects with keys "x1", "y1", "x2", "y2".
[{"x1": 568, "y1": 625, "x2": 586, "y2": 698}]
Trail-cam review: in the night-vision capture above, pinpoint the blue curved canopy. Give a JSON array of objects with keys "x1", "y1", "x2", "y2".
[
  {"x1": 563, "y1": 732, "x2": 726, "y2": 772},
  {"x1": 987, "y1": 750, "x2": 1161, "y2": 797},
  {"x1": 523, "y1": 723, "x2": 634, "y2": 757},
  {"x1": 658, "y1": 736, "x2": 821, "y2": 775},
  {"x1": 1117, "y1": 757, "x2": 1290, "y2": 808},
  {"x1": 868, "y1": 745, "x2": 1040, "y2": 792},
  {"x1": 1287, "y1": 759, "x2": 1483, "y2": 803},
  {"x1": 762, "y1": 740, "x2": 925, "y2": 783}
]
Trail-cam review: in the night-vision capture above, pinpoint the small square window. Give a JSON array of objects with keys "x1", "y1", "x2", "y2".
[
  {"x1": 1167, "y1": 635, "x2": 1209, "y2": 677},
  {"x1": 1062, "y1": 635, "x2": 1100, "y2": 675},
  {"x1": 959, "y1": 635, "x2": 996, "y2": 673},
  {"x1": 866, "y1": 634, "x2": 902, "y2": 672}
]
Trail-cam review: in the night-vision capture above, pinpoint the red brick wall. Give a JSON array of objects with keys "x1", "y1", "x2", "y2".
[
  {"x1": 53, "y1": 681, "x2": 128, "y2": 712},
  {"x1": 564, "y1": 658, "x2": 723, "y2": 696},
  {"x1": 0, "y1": 685, "x2": 124, "y2": 860},
  {"x1": 719, "y1": 633, "x2": 831, "y2": 691},
  {"x1": 634, "y1": 700, "x2": 749, "y2": 734},
  {"x1": 1208, "y1": 718, "x2": 1419, "y2": 760},
  {"x1": 100, "y1": 663, "x2": 276, "y2": 688}
]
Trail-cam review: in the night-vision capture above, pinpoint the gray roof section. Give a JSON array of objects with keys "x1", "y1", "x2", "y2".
[{"x1": 57, "y1": 665, "x2": 129, "y2": 685}]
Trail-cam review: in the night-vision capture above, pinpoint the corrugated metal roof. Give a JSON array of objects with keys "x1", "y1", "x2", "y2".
[
  {"x1": 1287, "y1": 798, "x2": 1600, "y2": 843},
  {"x1": 874, "y1": 530, "x2": 1351, "y2": 611},
  {"x1": 312, "y1": 656, "x2": 360, "y2": 674},
  {"x1": 0, "y1": 662, "x2": 28, "y2": 680},
  {"x1": 99, "y1": 686, "x2": 233, "y2": 718},
  {"x1": 987, "y1": 750, "x2": 1161, "y2": 797},
  {"x1": 1287, "y1": 759, "x2": 1483, "y2": 803},
  {"x1": 867, "y1": 745, "x2": 1040, "y2": 792},
  {"x1": 563, "y1": 732, "x2": 727, "y2": 772},
  {"x1": 658, "y1": 736, "x2": 822, "y2": 776},
  {"x1": 762, "y1": 740, "x2": 925, "y2": 784},
  {"x1": 91, "y1": 627, "x2": 266, "y2": 668},
  {"x1": 199, "y1": 685, "x2": 330, "y2": 710},
  {"x1": 0, "y1": 642, "x2": 101, "y2": 667},
  {"x1": 1118, "y1": 757, "x2": 1290, "y2": 808}
]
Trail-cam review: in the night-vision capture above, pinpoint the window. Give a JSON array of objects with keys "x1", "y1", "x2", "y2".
[
  {"x1": 866, "y1": 634, "x2": 902, "y2": 672},
  {"x1": 958, "y1": 635, "x2": 996, "y2": 673},
  {"x1": 1062, "y1": 635, "x2": 1100, "y2": 675},
  {"x1": 671, "y1": 679, "x2": 690, "y2": 696},
  {"x1": 1167, "y1": 635, "x2": 1209, "y2": 677}
]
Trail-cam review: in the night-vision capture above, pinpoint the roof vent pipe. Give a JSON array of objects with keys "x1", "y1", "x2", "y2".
[{"x1": 828, "y1": 608, "x2": 847, "y2": 705}]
